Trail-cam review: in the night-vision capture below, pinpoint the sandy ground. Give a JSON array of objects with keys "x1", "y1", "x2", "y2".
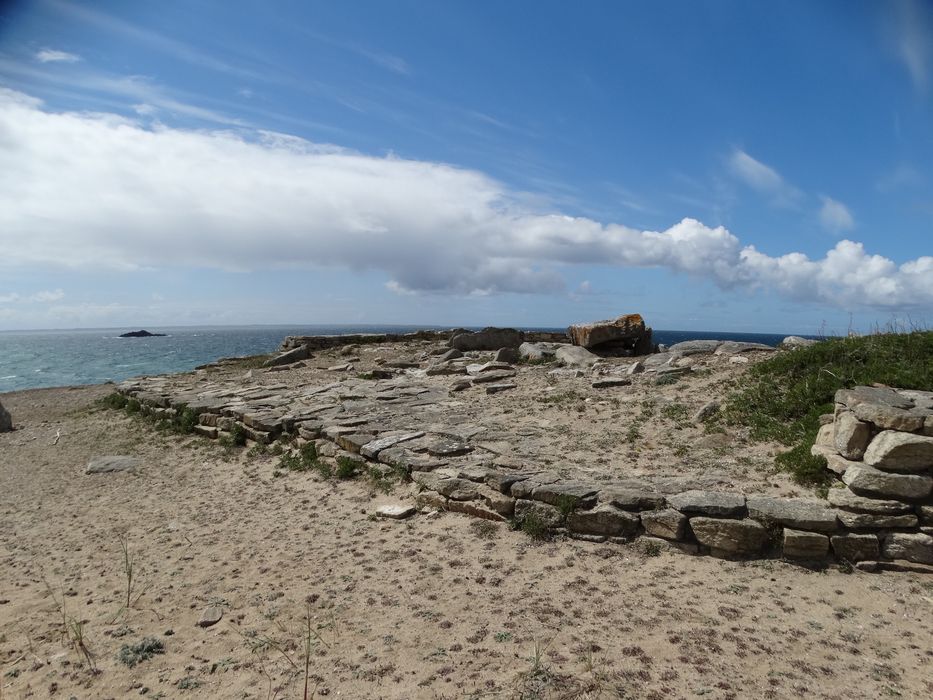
[{"x1": 1, "y1": 383, "x2": 932, "y2": 699}]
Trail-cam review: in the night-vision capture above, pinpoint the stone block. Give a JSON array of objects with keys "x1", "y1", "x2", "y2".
[
  {"x1": 689, "y1": 517, "x2": 768, "y2": 555},
  {"x1": 514, "y1": 499, "x2": 564, "y2": 528},
  {"x1": 833, "y1": 411, "x2": 871, "y2": 460},
  {"x1": 641, "y1": 508, "x2": 687, "y2": 540},
  {"x1": 863, "y1": 431, "x2": 933, "y2": 473},
  {"x1": 782, "y1": 529, "x2": 829, "y2": 560},
  {"x1": 530, "y1": 481, "x2": 598, "y2": 509},
  {"x1": 567, "y1": 504, "x2": 639, "y2": 537},
  {"x1": 746, "y1": 497, "x2": 838, "y2": 533},
  {"x1": 880, "y1": 532, "x2": 933, "y2": 565},
  {"x1": 843, "y1": 463, "x2": 932, "y2": 500},
  {"x1": 826, "y1": 487, "x2": 912, "y2": 514},
  {"x1": 836, "y1": 511, "x2": 918, "y2": 529},
  {"x1": 852, "y1": 402, "x2": 925, "y2": 432},
  {"x1": 667, "y1": 490, "x2": 746, "y2": 518},
  {"x1": 598, "y1": 487, "x2": 665, "y2": 511}
]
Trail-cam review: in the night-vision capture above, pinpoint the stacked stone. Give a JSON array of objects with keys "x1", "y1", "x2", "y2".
[{"x1": 812, "y1": 386, "x2": 933, "y2": 565}]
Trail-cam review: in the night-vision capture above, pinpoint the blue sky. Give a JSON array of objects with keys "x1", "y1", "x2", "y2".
[{"x1": 0, "y1": 0, "x2": 931, "y2": 333}]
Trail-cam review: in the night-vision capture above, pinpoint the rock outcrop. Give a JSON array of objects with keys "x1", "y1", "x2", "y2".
[
  {"x1": 568, "y1": 313, "x2": 653, "y2": 355},
  {"x1": 0, "y1": 400, "x2": 12, "y2": 432}
]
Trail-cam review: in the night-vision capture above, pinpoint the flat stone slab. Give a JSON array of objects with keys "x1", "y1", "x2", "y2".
[
  {"x1": 86, "y1": 456, "x2": 142, "y2": 474},
  {"x1": 667, "y1": 490, "x2": 746, "y2": 517},
  {"x1": 375, "y1": 504, "x2": 417, "y2": 520},
  {"x1": 851, "y1": 402, "x2": 926, "y2": 432},
  {"x1": 746, "y1": 496, "x2": 838, "y2": 533},
  {"x1": 836, "y1": 511, "x2": 918, "y2": 530},
  {"x1": 641, "y1": 508, "x2": 687, "y2": 540},
  {"x1": 554, "y1": 345, "x2": 600, "y2": 367},
  {"x1": 470, "y1": 370, "x2": 517, "y2": 385},
  {"x1": 567, "y1": 503, "x2": 639, "y2": 537},
  {"x1": 667, "y1": 340, "x2": 722, "y2": 356},
  {"x1": 713, "y1": 341, "x2": 776, "y2": 355},
  {"x1": 843, "y1": 463, "x2": 932, "y2": 501},
  {"x1": 881, "y1": 532, "x2": 933, "y2": 564},
  {"x1": 485, "y1": 383, "x2": 517, "y2": 395},
  {"x1": 836, "y1": 386, "x2": 914, "y2": 411},
  {"x1": 863, "y1": 431, "x2": 933, "y2": 472},
  {"x1": 831, "y1": 533, "x2": 879, "y2": 562},
  {"x1": 689, "y1": 517, "x2": 767, "y2": 555},
  {"x1": 591, "y1": 378, "x2": 631, "y2": 389},
  {"x1": 783, "y1": 529, "x2": 829, "y2": 560},
  {"x1": 530, "y1": 481, "x2": 599, "y2": 508},
  {"x1": 826, "y1": 487, "x2": 913, "y2": 515},
  {"x1": 598, "y1": 487, "x2": 665, "y2": 511},
  {"x1": 360, "y1": 431, "x2": 425, "y2": 459}
]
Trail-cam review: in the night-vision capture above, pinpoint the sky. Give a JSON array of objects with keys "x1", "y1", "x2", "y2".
[{"x1": 0, "y1": 0, "x2": 931, "y2": 334}]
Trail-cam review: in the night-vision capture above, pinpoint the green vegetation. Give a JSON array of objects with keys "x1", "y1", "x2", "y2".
[
  {"x1": 335, "y1": 455, "x2": 359, "y2": 479},
  {"x1": 117, "y1": 637, "x2": 164, "y2": 667},
  {"x1": 726, "y1": 331, "x2": 933, "y2": 487},
  {"x1": 554, "y1": 494, "x2": 580, "y2": 517},
  {"x1": 99, "y1": 392, "x2": 128, "y2": 410},
  {"x1": 519, "y1": 512, "x2": 552, "y2": 541}
]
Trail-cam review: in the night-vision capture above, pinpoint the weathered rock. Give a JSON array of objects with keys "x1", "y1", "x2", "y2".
[
  {"x1": 729, "y1": 356, "x2": 748, "y2": 365},
  {"x1": 375, "y1": 504, "x2": 417, "y2": 520},
  {"x1": 641, "y1": 508, "x2": 687, "y2": 540},
  {"x1": 486, "y1": 471, "x2": 532, "y2": 494},
  {"x1": 262, "y1": 344, "x2": 310, "y2": 368},
  {"x1": 835, "y1": 386, "x2": 913, "y2": 411},
  {"x1": 667, "y1": 490, "x2": 746, "y2": 517},
  {"x1": 567, "y1": 504, "x2": 639, "y2": 537},
  {"x1": 423, "y1": 437, "x2": 473, "y2": 457},
  {"x1": 862, "y1": 431, "x2": 933, "y2": 472},
  {"x1": 693, "y1": 401, "x2": 720, "y2": 423},
  {"x1": 415, "y1": 490, "x2": 448, "y2": 511},
  {"x1": 842, "y1": 463, "x2": 932, "y2": 500},
  {"x1": 851, "y1": 402, "x2": 926, "y2": 432},
  {"x1": 518, "y1": 342, "x2": 560, "y2": 361},
  {"x1": 555, "y1": 345, "x2": 600, "y2": 367},
  {"x1": 85, "y1": 456, "x2": 142, "y2": 474},
  {"x1": 667, "y1": 340, "x2": 722, "y2": 356},
  {"x1": 599, "y1": 487, "x2": 665, "y2": 511},
  {"x1": 0, "y1": 400, "x2": 13, "y2": 432},
  {"x1": 782, "y1": 529, "x2": 829, "y2": 560},
  {"x1": 567, "y1": 313, "x2": 646, "y2": 349},
  {"x1": 626, "y1": 361, "x2": 644, "y2": 375},
  {"x1": 833, "y1": 411, "x2": 871, "y2": 460},
  {"x1": 485, "y1": 383, "x2": 517, "y2": 395},
  {"x1": 591, "y1": 378, "x2": 631, "y2": 389},
  {"x1": 335, "y1": 433, "x2": 374, "y2": 454},
  {"x1": 898, "y1": 389, "x2": 933, "y2": 410},
  {"x1": 815, "y1": 422, "x2": 834, "y2": 447},
  {"x1": 360, "y1": 431, "x2": 425, "y2": 459},
  {"x1": 836, "y1": 511, "x2": 918, "y2": 529},
  {"x1": 470, "y1": 370, "x2": 517, "y2": 385},
  {"x1": 780, "y1": 336, "x2": 817, "y2": 349},
  {"x1": 689, "y1": 517, "x2": 768, "y2": 555},
  {"x1": 447, "y1": 499, "x2": 508, "y2": 522},
  {"x1": 514, "y1": 499, "x2": 564, "y2": 528},
  {"x1": 547, "y1": 368, "x2": 584, "y2": 378},
  {"x1": 880, "y1": 532, "x2": 933, "y2": 564},
  {"x1": 467, "y1": 361, "x2": 513, "y2": 374},
  {"x1": 437, "y1": 348, "x2": 463, "y2": 362},
  {"x1": 530, "y1": 481, "x2": 598, "y2": 509},
  {"x1": 197, "y1": 606, "x2": 223, "y2": 628},
  {"x1": 494, "y1": 347, "x2": 520, "y2": 363},
  {"x1": 426, "y1": 362, "x2": 466, "y2": 376},
  {"x1": 474, "y1": 485, "x2": 515, "y2": 517},
  {"x1": 412, "y1": 471, "x2": 477, "y2": 501},
  {"x1": 746, "y1": 497, "x2": 838, "y2": 533},
  {"x1": 713, "y1": 341, "x2": 776, "y2": 355},
  {"x1": 831, "y1": 533, "x2": 879, "y2": 562},
  {"x1": 826, "y1": 487, "x2": 913, "y2": 514},
  {"x1": 918, "y1": 505, "x2": 933, "y2": 525},
  {"x1": 450, "y1": 379, "x2": 472, "y2": 392},
  {"x1": 450, "y1": 328, "x2": 523, "y2": 351}
]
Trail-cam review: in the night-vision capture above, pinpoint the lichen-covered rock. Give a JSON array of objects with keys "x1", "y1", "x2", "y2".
[
  {"x1": 836, "y1": 386, "x2": 913, "y2": 411},
  {"x1": 568, "y1": 313, "x2": 646, "y2": 349},
  {"x1": 567, "y1": 504, "x2": 639, "y2": 537},
  {"x1": 833, "y1": 411, "x2": 871, "y2": 460},
  {"x1": 842, "y1": 464, "x2": 932, "y2": 500},
  {"x1": 689, "y1": 517, "x2": 768, "y2": 555},
  {"x1": 880, "y1": 532, "x2": 933, "y2": 565},
  {"x1": 667, "y1": 490, "x2": 746, "y2": 517},
  {"x1": 826, "y1": 487, "x2": 913, "y2": 514},
  {"x1": 851, "y1": 402, "x2": 925, "y2": 432},
  {"x1": 862, "y1": 431, "x2": 933, "y2": 473},
  {"x1": 530, "y1": 481, "x2": 598, "y2": 509},
  {"x1": 836, "y1": 511, "x2": 918, "y2": 529},
  {"x1": 830, "y1": 533, "x2": 879, "y2": 562},
  {"x1": 641, "y1": 508, "x2": 687, "y2": 540},
  {"x1": 746, "y1": 497, "x2": 838, "y2": 533},
  {"x1": 450, "y1": 328, "x2": 523, "y2": 351},
  {"x1": 598, "y1": 487, "x2": 665, "y2": 511},
  {"x1": 782, "y1": 529, "x2": 829, "y2": 560}
]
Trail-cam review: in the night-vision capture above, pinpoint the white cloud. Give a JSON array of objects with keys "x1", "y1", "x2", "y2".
[
  {"x1": 893, "y1": 0, "x2": 932, "y2": 92},
  {"x1": 728, "y1": 150, "x2": 803, "y2": 207},
  {"x1": 819, "y1": 196, "x2": 855, "y2": 233},
  {"x1": 1, "y1": 89, "x2": 931, "y2": 309},
  {"x1": 0, "y1": 289, "x2": 66, "y2": 303},
  {"x1": 35, "y1": 49, "x2": 81, "y2": 64}
]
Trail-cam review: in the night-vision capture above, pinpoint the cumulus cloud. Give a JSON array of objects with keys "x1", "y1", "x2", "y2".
[
  {"x1": 35, "y1": 49, "x2": 81, "y2": 64},
  {"x1": 819, "y1": 196, "x2": 855, "y2": 233},
  {"x1": 1, "y1": 89, "x2": 931, "y2": 309},
  {"x1": 728, "y1": 150, "x2": 803, "y2": 207}
]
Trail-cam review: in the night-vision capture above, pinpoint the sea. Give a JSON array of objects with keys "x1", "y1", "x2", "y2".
[{"x1": 0, "y1": 325, "x2": 811, "y2": 393}]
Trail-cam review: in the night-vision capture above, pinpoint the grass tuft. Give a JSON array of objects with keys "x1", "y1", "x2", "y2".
[
  {"x1": 725, "y1": 330, "x2": 932, "y2": 486},
  {"x1": 117, "y1": 637, "x2": 164, "y2": 667}
]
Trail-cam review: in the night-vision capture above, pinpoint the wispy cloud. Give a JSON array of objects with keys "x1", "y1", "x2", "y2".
[
  {"x1": 35, "y1": 48, "x2": 81, "y2": 63},
  {"x1": 819, "y1": 196, "x2": 855, "y2": 234},
  {"x1": 876, "y1": 163, "x2": 925, "y2": 192},
  {"x1": 0, "y1": 288, "x2": 66, "y2": 303},
  {"x1": 1, "y1": 89, "x2": 931, "y2": 309},
  {"x1": 728, "y1": 149, "x2": 803, "y2": 207},
  {"x1": 298, "y1": 27, "x2": 410, "y2": 75},
  {"x1": 892, "y1": 0, "x2": 932, "y2": 92}
]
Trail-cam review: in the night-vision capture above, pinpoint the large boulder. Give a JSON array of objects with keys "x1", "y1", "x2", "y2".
[
  {"x1": 0, "y1": 400, "x2": 11, "y2": 432},
  {"x1": 263, "y1": 344, "x2": 310, "y2": 368},
  {"x1": 862, "y1": 431, "x2": 933, "y2": 472},
  {"x1": 567, "y1": 314, "x2": 653, "y2": 354},
  {"x1": 450, "y1": 328, "x2": 523, "y2": 351},
  {"x1": 689, "y1": 517, "x2": 768, "y2": 555},
  {"x1": 780, "y1": 336, "x2": 817, "y2": 349},
  {"x1": 554, "y1": 345, "x2": 600, "y2": 367}
]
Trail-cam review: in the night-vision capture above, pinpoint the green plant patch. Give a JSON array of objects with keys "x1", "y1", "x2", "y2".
[{"x1": 118, "y1": 637, "x2": 165, "y2": 667}]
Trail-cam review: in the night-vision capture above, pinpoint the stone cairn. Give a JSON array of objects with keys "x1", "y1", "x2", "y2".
[
  {"x1": 113, "y1": 332, "x2": 932, "y2": 570},
  {"x1": 811, "y1": 386, "x2": 933, "y2": 565}
]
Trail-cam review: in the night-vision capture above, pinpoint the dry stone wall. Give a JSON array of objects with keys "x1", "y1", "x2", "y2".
[{"x1": 115, "y1": 335, "x2": 932, "y2": 570}]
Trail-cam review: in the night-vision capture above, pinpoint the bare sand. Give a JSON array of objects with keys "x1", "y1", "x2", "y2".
[{"x1": 1, "y1": 369, "x2": 932, "y2": 699}]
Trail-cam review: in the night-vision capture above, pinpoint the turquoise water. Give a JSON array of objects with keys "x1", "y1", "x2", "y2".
[{"x1": 0, "y1": 325, "x2": 803, "y2": 393}]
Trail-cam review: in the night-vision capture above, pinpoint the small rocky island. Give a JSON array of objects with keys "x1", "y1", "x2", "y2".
[{"x1": 118, "y1": 329, "x2": 166, "y2": 338}]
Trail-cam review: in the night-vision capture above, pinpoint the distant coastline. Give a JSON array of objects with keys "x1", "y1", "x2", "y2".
[{"x1": 0, "y1": 324, "x2": 819, "y2": 393}]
